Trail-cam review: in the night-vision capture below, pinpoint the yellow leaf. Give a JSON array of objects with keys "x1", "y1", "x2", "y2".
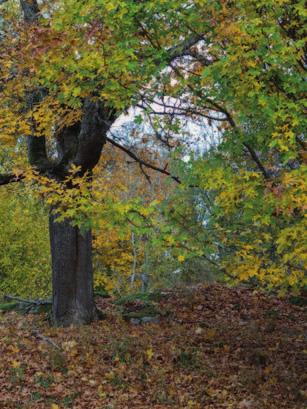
[
  {"x1": 204, "y1": 328, "x2": 217, "y2": 341},
  {"x1": 11, "y1": 360, "x2": 20, "y2": 368},
  {"x1": 98, "y1": 387, "x2": 107, "y2": 399},
  {"x1": 146, "y1": 347, "x2": 154, "y2": 361},
  {"x1": 9, "y1": 345, "x2": 20, "y2": 354},
  {"x1": 51, "y1": 404, "x2": 59, "y2": 409},
  {"x1": 264, "y1": 366, "x2": 272, "y2": 374}
]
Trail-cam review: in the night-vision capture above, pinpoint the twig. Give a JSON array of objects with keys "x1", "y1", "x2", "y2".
[
  {"x1": 31, "y1": 330, "x2": 62, "y2": 351},
  {"x1": 106, "y1": 136, "x2": 181, "y2": 183},
  {"x1": 0, "y1": 173, "x2": 24, "y2": 186},
  {"x1": 4, "y1": 295, "x2": 51, "y2": 305}
]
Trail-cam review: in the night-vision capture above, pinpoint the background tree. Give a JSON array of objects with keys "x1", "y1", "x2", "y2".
[
  {"x1": 143, "y1": 0, "x2": 306, "y2": 293},
  {"x1": 0, "y1": 186, "x2": 50, "y2": 298}
]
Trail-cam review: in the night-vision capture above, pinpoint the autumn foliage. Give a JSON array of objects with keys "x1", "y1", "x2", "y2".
[
  {"x1": 0, "y1": 1, "x2": 306, "y2": 407},
  {"x1": 0, "y1": 0, "x2": 306, "y2": 298}
]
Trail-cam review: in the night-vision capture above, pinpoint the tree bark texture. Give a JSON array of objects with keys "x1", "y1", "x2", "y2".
[
  {"x1": 49, "y1": 213, "x2": 98, "y2": 326},
  {"x1": 18, "y1": 1, "x2": 117, "y2": 326}
]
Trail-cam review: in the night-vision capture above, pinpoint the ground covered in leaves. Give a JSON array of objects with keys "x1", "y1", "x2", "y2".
[{"x1": 0, "y1": 284, "x2": 306, "y2": 409}]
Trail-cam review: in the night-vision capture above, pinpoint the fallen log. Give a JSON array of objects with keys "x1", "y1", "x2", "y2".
[
  {"x1": 0, "y1": 295, "x2": 52, "y2": 314},
  {"x1": 4, "y1": 295, "x2": 52, "y2": 305}
]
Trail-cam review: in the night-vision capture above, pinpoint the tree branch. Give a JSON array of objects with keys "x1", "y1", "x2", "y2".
[
  {"x1": 4, "y1": 294, "x2": 51, "y2": 305},
  {"x1": 0, "y1": 173, "x2": 24, "y2": 186},
  {"x1": 243, "y1": 143, "x2": 270, "y2": 180},
  {"x1": 31, "y1": 330, "x2": 62, "y2": 351},
  {"x1": 20, "y1": 0, "x2": 40, "y2": 22},
  {"x1": 166, "y1": 34, "x2": 204, "y2": 63},
  {"x1": 136, "y1": 20, "x2": 204, "y2": 66},
  {"x1": 106, "y1": 136, "x2": 181, "y2": 184},
  {"x1": 74, "y1": 100, "x2": 116, "y2": 173},
  {"x1": 19, "y1": 2, "x2": 53, "y2": 172}
]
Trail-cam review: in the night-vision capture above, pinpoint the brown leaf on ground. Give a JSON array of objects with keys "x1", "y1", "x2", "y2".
[{"x1": 0, "y1": 284, "x2": 306, "y2": 408}]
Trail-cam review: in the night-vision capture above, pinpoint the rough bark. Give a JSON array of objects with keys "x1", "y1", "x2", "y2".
[
  {"x1": 74, "y1": 100, "x2": 109, "y2": 172},
  {"x1": 49, "y1": 212, "x2": 98, "y2": 326},
  {"x1": 20, "y1": 0, "x2": 39, "y2": 22},
  {"x1": 12, "y1": 1, "x2": 117, "y2": 326},
  {"x1": 46, "y1": 103, "x2": 113, "y2": 325}
]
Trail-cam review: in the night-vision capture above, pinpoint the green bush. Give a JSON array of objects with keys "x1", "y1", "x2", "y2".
[{"x1": 0, "y1": 186, "x2": 51, "y2": 299}]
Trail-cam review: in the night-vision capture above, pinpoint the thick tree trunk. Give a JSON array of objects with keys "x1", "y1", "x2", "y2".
[{"x1": 49, "y1": 213, "x2": 98, "y2": 326}]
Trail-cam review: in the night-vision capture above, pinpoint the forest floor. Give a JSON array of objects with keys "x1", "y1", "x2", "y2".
[{"x1": 0, "y1": 284, "x2": 306, "y2": 409}]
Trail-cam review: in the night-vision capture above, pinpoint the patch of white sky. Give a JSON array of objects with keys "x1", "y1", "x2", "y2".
[
  {"x1": 110, "y1": 96, "x2": 222, "y2": 161},
  {"x1": 109, "y1": 39, "x2": 222, "y2": 159}
]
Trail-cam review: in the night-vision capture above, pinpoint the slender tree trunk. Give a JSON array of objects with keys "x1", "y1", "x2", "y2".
[{"x1": 49, "y1": 213, "x2": 98, "y2": 326}]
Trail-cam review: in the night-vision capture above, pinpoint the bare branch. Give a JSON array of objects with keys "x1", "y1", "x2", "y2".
[
  {"x1": 166, "y1": 35, "x2": 204, "y2": 63},
  {"x1": 243, "y1": 143, "x2": 270, "y2": 180},
  {"x1": 139, "y1": 163, "x2": 152, "y2": 184},
  {"x1": 31, "y1": 330, "x2": 62, "y2": 351},
  {"x1": 4, "y1": 294, "x2": 51, "y2": 305},
  {"x1": 106, "y1": 136, "x2": 181, "y2": 184},
  {"x1": 0, "y1": 173, "x2": 24, "y2": 186}
]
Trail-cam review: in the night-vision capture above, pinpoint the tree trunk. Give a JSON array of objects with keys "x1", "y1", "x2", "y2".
[{"x1": 49, "y1": 213, "x2": 98, "y2": 326}]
